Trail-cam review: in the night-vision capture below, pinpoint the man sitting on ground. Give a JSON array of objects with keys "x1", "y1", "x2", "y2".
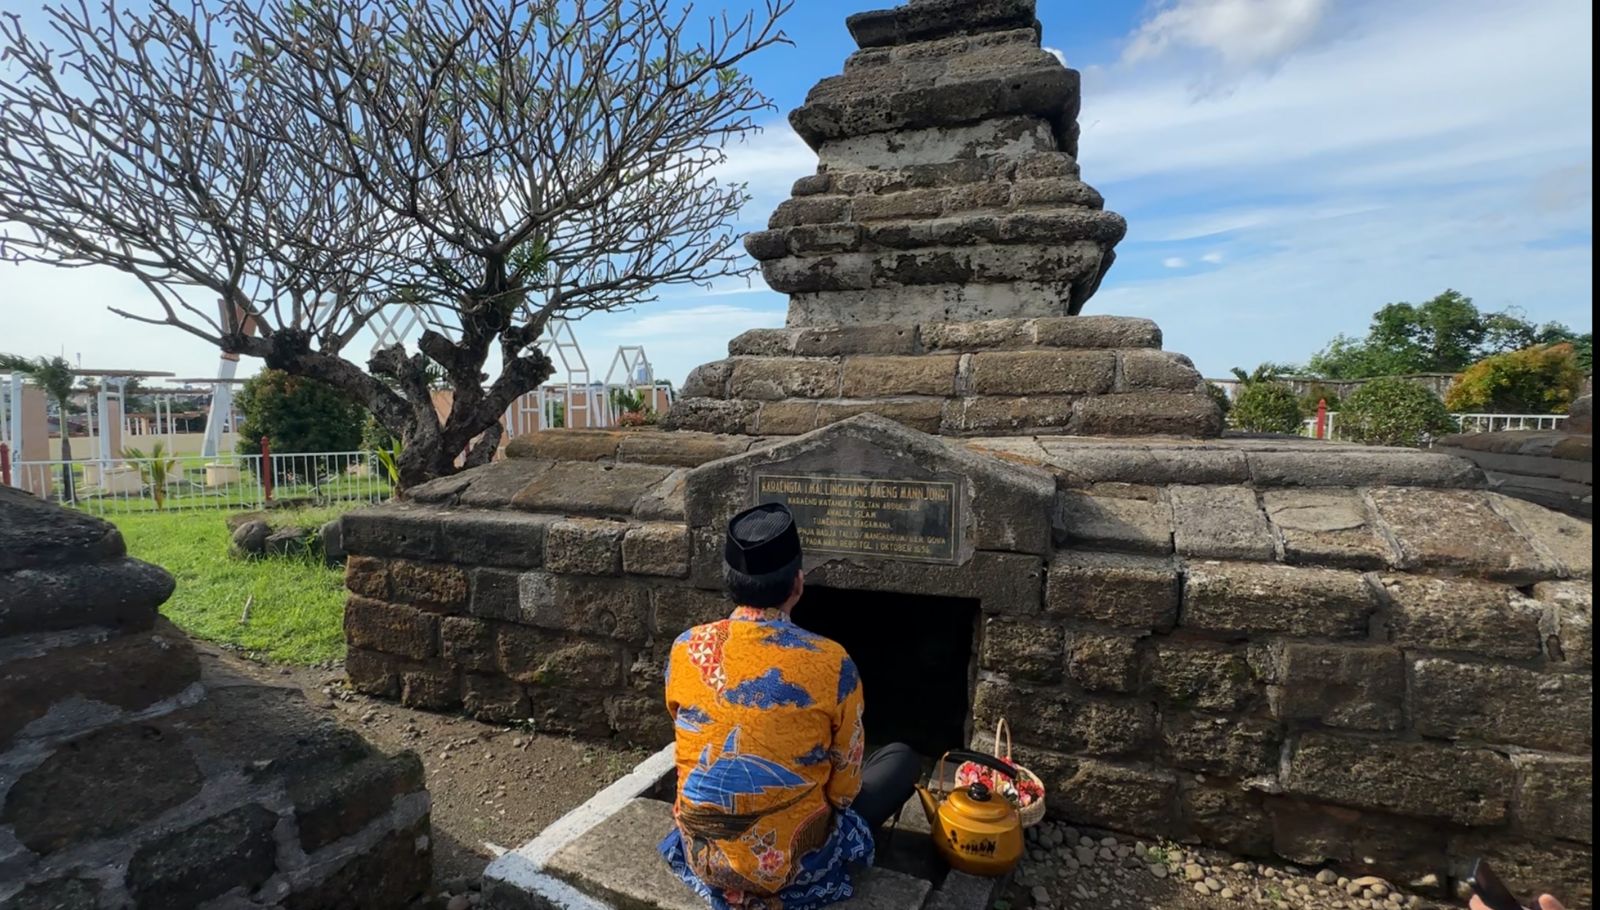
[{"x1": 659, "y1": 503, "x2": 921, "y2": 910}]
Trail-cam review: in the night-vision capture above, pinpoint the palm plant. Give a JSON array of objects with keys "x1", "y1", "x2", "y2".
[
  {"x1": 120, "y1": 441, "x2": 179, "y2": 509},
  {"x1": 608, "y1": 387, "x2": 656, "y2": 427},
  {"x1": 1, "y1": 354, "x2": 78, "y2": 501},
  {"x1": 375, "y1": 438, "x2": 405, "y2": 493}
]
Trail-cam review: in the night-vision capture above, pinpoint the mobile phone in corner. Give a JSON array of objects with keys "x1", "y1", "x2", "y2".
[{"x1": 1467, "y1": 858, "x2": 1531, "y2": 910}]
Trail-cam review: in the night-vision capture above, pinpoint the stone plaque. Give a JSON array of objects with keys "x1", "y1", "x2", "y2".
[{"x1": 754, "y1": 473, "x2": 962, "y2": 564}]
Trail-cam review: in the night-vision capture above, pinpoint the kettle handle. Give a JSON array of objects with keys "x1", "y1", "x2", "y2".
[{"x1": 936, "y1": 749, "x2": 1017, "y2": 786}]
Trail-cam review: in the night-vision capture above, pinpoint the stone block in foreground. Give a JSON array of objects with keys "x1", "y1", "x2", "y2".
[{"x1": 0, "y1": 488, "x2": 432, "y2": 909}]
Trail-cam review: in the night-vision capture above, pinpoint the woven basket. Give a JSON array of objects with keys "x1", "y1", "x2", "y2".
[{"x1": 953, "y1": 719, "x2": 1047, "y2": 827}]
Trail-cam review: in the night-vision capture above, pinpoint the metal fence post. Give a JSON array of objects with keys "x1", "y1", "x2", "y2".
[
  {"x1": 0, "y1": 442, "x2": 9, "y2": 487},
  {"x1": 260, "y1": 436, "x2": 274, "y2": 503}
]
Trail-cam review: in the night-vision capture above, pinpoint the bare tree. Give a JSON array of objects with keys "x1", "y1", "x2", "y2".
[{"x1": 0, "y1": 0, "x2": 789, "y2": 487}]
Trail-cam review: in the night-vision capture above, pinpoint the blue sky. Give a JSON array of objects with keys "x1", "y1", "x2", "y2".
[{"x1": 3, "y1": 0, "x2": 1593, "y2": 385}]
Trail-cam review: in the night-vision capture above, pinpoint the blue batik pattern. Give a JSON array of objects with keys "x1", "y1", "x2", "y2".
[
  {"x1": 794, "y1": 745, "x2": 830, "y2": 767},
  {"x1": 676, "y1": 706, "x2": 714, "y2": 734},
  {"x1": 724, "y1": 668, "x2": 815, "y2": 709},
  {"x1": 763, "y1": 625, "x2": 824, "y2": 651},
  {"x1": 836, "y1": 658, "x2": 859, "y2": 704},
  {"x1": 680, "y1": 730, "x2": 809, "y2": 812},
  {"x1": 659, "y1": 808, "x2": 875, "y2": 910}
]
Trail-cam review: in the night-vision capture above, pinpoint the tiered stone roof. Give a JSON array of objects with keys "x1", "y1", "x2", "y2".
[{"x1": 665, "y1": 0, "x2": 1222, "y2": 438}]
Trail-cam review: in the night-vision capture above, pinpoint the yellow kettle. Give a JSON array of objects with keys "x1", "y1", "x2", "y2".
[{"x1": 915, "y1": 750, "x2": 1024, "y2": 877}]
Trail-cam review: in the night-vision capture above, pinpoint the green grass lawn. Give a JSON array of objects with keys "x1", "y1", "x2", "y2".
[{"x1": 113, "y1": 507, "x2": 356, "y2": 665}]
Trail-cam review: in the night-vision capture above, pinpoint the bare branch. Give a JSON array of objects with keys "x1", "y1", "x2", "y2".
[{"x1": 0, "y1": 0, "x2": 790, "y2": 485}]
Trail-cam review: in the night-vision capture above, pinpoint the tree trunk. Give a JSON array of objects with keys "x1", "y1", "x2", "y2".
[{"x1": 57, "y1": 399, "x2": 75, "y2": 503}]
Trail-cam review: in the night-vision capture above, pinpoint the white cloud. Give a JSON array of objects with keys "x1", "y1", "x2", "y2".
[
  {"x1": 714, "y1": 121, "x2": 815, "y2": 228},
  {"x1": 1124, "y1": 0, "x2": 1332, "y2": 73},
  {"x1": 1081, "y1": 0, "x2": 1591, "y2": 378},
  {"x1": 1162, "y1": 257, "x2": 1188, "y2": 268},
  {"x1": 1044, "y1": 47, "x2": 1067, "y2": 66},
  {"x1": 595, "y1": 303, "x2": 779, "y2": 340},
  {"x1": 1084, "y1": 0, "x2": 1591, "y2": 189},
  {"x1": 579, "y1": 300, "x2": 786, "y2": 384}
]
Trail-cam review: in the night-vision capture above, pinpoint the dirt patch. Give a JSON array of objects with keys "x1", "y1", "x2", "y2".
[{"x1": 216, "y1": 650, "x2": 652, "y2": 901}]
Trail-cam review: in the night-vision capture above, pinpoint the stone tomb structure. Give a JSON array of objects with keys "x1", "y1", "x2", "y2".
[
  {"x1": 662, "y1": 0, "x2": 1220, "y2": 441},
  {"x1": 340, "y1": 0, "x2": 1594, "y2": 906},
  {"x1": 1436, "y1": 383, "x2": 1594, "y2": 519},
  {"x1": 0, "y1": 486, "x2": 431, "y2": 910},
  {"x1": 345, "y1": 418, "x2": 1594, "y2": 907}
]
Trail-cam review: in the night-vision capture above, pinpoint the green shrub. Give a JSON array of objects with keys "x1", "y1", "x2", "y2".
[
  {"x1": 1340, "y1": 376, "x2": 1458, "y2": 447},
  {"x1": 1205, "y1": 382, "x2": 1232, "y2": 421},
  {"x1": 1297, "y1": 382, "x2": 1343, "y2": 414},
  {"x1": 1231, "y1": 382, "x2": 1304, "y2": 434},
  {"x1": 360, "y1": 413, "x2": 398, "y2": 452},
  {"x1": 236, "y1": 370, "x2": 365, "y2": 456},
  {"x1": 1444, "y1": 343, "x2": 1585, "y2": 414}
]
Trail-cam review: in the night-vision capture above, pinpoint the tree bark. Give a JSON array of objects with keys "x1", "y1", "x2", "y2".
[{"x1": 56, "y1": 398, "x2": 75, "y2": 503}]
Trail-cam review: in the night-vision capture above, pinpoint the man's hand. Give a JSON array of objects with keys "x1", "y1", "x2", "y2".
[{"x1": 1470, "y1": 895, "x2": 1566, "y2": 910}]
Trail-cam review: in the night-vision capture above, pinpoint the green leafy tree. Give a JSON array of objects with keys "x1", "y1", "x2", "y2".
[
  {"x1": 1444, "y1": 344, "x2": 1586, "y2": 414},
  {"x1": 1307, "y1": 290, "x2": 1592, "y2": 378},
  {"x1": 0, "y1": 0, "x2": 791, "y2": 489},
  {"x1": 1204, "y1": 382, "x2": 1232, "y2": 422},
  {"x1": 1228, "y1": 366, "x2": 1304, "y2": 434},
  {"x1": 1339, "y1": 377, "x2": 1458, "y2": 447},
  {"x1": 235, "y1": 370, "x2": 365, "y2": 457},
  {"x1": 1297, "y1": 382, "x2": 1343, "y2": 414},
  {"x1": 0, "y1": 353, "x2": 77, "y2": 500}
]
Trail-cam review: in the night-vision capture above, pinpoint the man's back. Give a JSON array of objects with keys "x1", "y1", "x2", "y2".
[{"x1": 663, "y1": 607, "x2": 868, "y2": 907}]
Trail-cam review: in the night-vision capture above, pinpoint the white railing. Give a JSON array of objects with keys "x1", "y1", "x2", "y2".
[
  {"x1": 1300, "y1": 413, "x2": 1340, "y2": 439},
  {"x1": 4, "y1": 450, "x2": 391, "y2": 516},
  {"x1": 1300, "y1": 411, "x2": 1569, "y2": 441},
  {"x1": 504, "y1": 382, "x2": 675, "y2": 433},
  {"x1": 1450, "y1": 413, "x2": 1569, "y2": 434}
]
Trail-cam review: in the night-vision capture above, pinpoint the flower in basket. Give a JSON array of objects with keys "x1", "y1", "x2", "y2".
[{"x1": 954, "y1": 758, "x2": 1041, "y2": 808}]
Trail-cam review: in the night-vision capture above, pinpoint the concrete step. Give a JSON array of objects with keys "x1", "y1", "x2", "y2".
[
  {"x1": 481, "y1": 745, "x2": 1004, "y2": 910},
  {"x1": 537, "y1": 797, "x2": 938, "y2": 910}
]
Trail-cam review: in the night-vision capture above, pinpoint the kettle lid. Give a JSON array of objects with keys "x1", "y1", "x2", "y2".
[{"x1": 945, "y1": 784, "x2": 1016, "y2": 824}]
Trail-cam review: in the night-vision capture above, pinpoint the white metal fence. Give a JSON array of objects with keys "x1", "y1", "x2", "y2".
[
  {"x1": 1449, "y1": 413, "x2": 1569, "y2": 434},
  {"x1": 1300, "y1": 412, "x2": 1569, "y2": 440},
  {"x1": 3, "y1": 450, "x2": 390, "y2": 516}
]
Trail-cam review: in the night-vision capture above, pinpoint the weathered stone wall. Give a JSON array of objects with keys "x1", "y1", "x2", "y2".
[
  {"x1": 660, "y1": 0, "x2": 1226, "y2": 440},
  {"x1": 1436, "y1": 429, "x2": 1592, "y2": 518},
  {"x1": 339, "y1": 445, "x2": 716, "y2": 748},
  {"x1": 0, "y1": 486, "x2": 431, "y2": 910},
  {"x1": 342, "y1": 424, "x2": 1592, "y2": 906},
  {"x1": 666, "y1": 315, "x2": 1221, "y2": 439}
]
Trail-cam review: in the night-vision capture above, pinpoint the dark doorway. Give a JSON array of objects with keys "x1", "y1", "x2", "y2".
[{"x1": 792, "y1": 587, "x2": 980, "y2": 761}]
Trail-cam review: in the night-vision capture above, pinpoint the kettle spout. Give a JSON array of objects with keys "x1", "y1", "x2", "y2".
[{"x1": 915, "y1": 785, "x2": 940, "y2": 828}]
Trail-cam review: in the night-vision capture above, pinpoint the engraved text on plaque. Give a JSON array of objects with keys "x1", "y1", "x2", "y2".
[{"x1": 753, "y1": 473, "x2": 961, "y2": 564}]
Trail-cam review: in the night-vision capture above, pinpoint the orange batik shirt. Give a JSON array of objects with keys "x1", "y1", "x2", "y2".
[{"x1": 658, "y1": 606, "x2": 874, "y2": 910}]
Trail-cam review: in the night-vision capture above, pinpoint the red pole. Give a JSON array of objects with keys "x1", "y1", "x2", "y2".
[
  {"x1": 260, "y1": 436, "x2": 274, "y2": 502},
  {"x1": 1315, "y1": 398, "x2": 1328, "y2": 439},
  {"x1": 0, "y1": 442, "x2": 10, "y2": 487}
]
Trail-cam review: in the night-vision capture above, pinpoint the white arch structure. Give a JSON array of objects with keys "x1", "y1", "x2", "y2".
[{"x1": 360, "y1": 305, "x2": 664, "y2": 435}]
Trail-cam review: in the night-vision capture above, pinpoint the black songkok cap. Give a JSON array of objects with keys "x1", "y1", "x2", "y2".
[{"x1": 724, "y1": 503, "x2": 802, "y2": 575}]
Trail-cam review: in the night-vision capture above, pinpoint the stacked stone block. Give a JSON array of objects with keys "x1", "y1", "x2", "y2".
[
  {"x1": 342, "y1": 422, "x2": 1593, "y2": 905},
  {"x1": 340, "y1": 439, "x2": 733, "y2": 747},
  {"x1": 1435, "y1": 426, "x2": 1591, "y2": 518},
  {"x1": 667, "y1": 316, "x2": 1222, "y2": 438},
  {"x1": 0, "y1": 486, "x2": 431, "y2": 909},
  {"x1": 664, "y1": 0, "x2": 1223, "y2": 438}
]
